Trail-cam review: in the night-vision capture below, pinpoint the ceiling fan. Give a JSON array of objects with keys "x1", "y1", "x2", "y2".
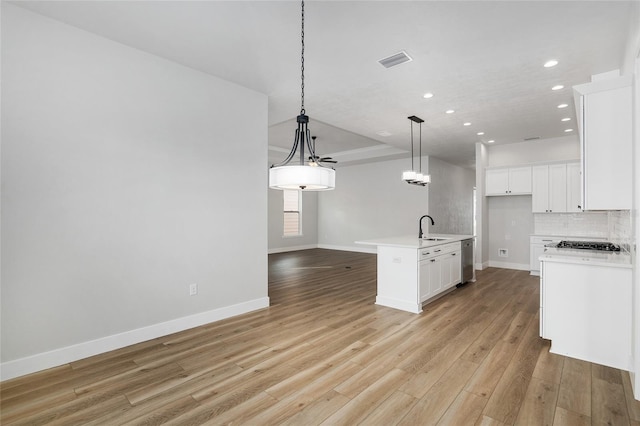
[{"x1": 308, "y1": 136, "x2": 337, "y2": 164}]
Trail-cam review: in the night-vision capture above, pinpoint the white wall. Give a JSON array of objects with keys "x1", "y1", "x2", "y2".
[
  {"x1": 487, "y1": 196, "x2": 534, "y2": 269},
  {"x1": 487, "y1": 135, "x2": 579, "y2": 167},
  {"x1": 317, "y1": 158, "x2": 429, "y2": 252},
  {"x1": 476, "y1": 143, "x2": 489, "y2": 269},
  {"x1": 1, "y1": 5, "x2": 269, "y2": 379},
  {"x1": 481, "y1": 136, "x2": 580, "y2": 269},
  {"x1": 428, "y1": 157, "x2": 475, "y2": 235},
  {"x1": 268, "y1": 189, "x2": 318, "y2": 252}
]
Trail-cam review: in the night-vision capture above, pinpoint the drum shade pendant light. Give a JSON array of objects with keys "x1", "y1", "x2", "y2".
[
  {"x1": 269, "y1": 1, "x2": 335, "y2": 191},
  {"x1": 402, "y1": 115, "x2": 431, "y2": 186}
]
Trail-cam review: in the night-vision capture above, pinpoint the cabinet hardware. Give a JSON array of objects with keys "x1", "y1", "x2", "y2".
[
  {"x1": 430, "y1": 259, "x2": 436, "y2": 262},
  {"x1": 434, "y1": 249, "x2": 441, "y2": 253}
]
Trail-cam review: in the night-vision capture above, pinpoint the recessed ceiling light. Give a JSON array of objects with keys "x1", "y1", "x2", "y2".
[
  {"x1": 552, "y1": 85, "x2": 564, "y2": 91},
  {"x1": 544, "y1": 60, "x2": 558, "y2": 68},
  {"x1": 557, "y1": 103, "x2": 568, "y2": 109},
  {"x1": 463, "y1": 122, "x2": 471, "y2": 126},
  {"x1": 477, "y1": 132, "x2": 485, "y2": 136},
  {"x1": 487, "y1": 140, "x2": 495, "y2": 144},
  {"x1": 446, "y1": 109, "x2": 455, "y2": 114},
  {"x1": 423, "y1": 92, "x2": 434, "y2": 99},
  {"x1": 564, "y1": 129, "x2": 573, "y2": 132},
  {"x1": 561, "y1": 117, "x2": 571, "y2": 122}
]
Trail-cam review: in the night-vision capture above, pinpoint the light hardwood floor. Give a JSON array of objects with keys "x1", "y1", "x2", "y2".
[{"x1": 2, "y1": 248, "x2": 639, "y2": 425}]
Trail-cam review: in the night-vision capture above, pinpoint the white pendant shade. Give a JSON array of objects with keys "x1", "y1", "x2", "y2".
[
  {"x1": 402, "y1": 170, "x2": 417, "y2": 181},
  {"x1": 269, "y1": 165, "x2": 335, "y2": 191}
]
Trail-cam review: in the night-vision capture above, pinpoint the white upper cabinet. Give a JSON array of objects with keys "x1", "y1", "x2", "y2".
[
  {"x1": 486, "y1": 166, "x2": 532, "y2": 196},
  {"x1": 532, "y1": 163, "x2": 575, "y2": 213},
  {"x1": 574, "y1": 76, "x2": 632, "y2": 210},
  {"x1": 566, "y1": 162, "x2": 581, "y2": 212}
]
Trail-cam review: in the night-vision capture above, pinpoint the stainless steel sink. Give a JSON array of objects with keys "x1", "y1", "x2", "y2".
[{"x1": 422, "y1": 237, "x2": 449, "y2": 241}]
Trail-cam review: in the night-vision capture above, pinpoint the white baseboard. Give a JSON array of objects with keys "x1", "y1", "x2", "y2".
[
  {"x1": 475, "y1": 261, "x2": 489, "y2": 270},
  {"x1": 268, "y1": 244, "x2": 317, "y2": 254},
  {"x1": 487, "y1": 261, "x2": 530, "y2": 271},
  {"x1": 1, "y1": 297, "x2": 270, "y2": 381},
  {"x1": 375, "y1": 296, "x2": 421, "y2": 314}
]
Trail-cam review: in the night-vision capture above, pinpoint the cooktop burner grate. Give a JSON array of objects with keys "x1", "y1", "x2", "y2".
[{"x1": 556, "y1": 240, "x2": 621, "y2": 252}]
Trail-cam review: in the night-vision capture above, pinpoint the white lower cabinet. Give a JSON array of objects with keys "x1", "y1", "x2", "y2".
[
  {"x1": 540, "y1": 259, "x2": 631, "y2": 370},
  {"x1": 529, "y1": 236, "x2": 561, "y2": 275},
  {"x1": 420, "y1": 244, "x2": 461, "y2": 302}
]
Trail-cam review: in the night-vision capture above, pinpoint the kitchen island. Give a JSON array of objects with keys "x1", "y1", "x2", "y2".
[
  {"x1": 357, "y1": 234, "x2": 474, "y2": 313},
  {"x1": 539, "y1": 247, "x2": 631, "y2": 370}
]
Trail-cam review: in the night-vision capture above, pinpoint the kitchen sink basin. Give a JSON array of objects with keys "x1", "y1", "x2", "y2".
[{"x1": 422, "y1": 237, "x2": 450, "y2": 241}]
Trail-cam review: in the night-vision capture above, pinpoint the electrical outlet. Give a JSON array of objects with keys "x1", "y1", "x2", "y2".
[
  {"x1": 498, "y1": 248, "x2": 508, "y2": 258},
  {"x1": 392, "y1": 257, "x2": 402, "y2": 264},
  {"x1": 189, "y1": 283, "x2": 198, "y2": 296}
]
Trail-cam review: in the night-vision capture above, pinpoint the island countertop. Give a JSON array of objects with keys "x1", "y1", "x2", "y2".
[{"x1": 356, "y1": 234, "x2": 474, "y2": 249}]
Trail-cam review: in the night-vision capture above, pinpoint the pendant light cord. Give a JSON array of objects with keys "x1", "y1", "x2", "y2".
[{"x1": 300, "y1": 0, "x2": 305, "y2": 115}]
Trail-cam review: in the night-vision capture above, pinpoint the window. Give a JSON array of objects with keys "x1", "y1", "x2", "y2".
[{"x1": 283, "y1": 190, "x2": 301, "y2": 236}]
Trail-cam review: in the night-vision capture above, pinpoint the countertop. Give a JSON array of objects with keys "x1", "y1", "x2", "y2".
[
  {"x1": 540, "y1": 247, "x2": 631, "y2": 268},
  {"x1": 356, "y1": 234, "x2": 474, "y2": 249}
]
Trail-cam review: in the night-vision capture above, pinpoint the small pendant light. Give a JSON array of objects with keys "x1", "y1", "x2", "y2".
[{"x1": 402, "y1": 115, "x2": 431, "y2": 186}]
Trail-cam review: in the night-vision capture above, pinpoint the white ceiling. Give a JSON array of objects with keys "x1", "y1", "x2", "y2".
[{"x1": 13, "y1": 1, "x2": 633, "y2": 169}]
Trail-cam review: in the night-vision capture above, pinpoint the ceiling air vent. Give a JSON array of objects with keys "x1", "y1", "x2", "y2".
[
  {"x1": 524, "y1": 136, "x2": 540, "y2": 141},
  {"x1": 378, "y1": 51, "x2": 412, "y2": 68}
]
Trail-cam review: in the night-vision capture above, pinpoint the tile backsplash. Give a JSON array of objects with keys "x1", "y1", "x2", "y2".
[{"x1": 534, "y1": 211, "x2": 631, "y2": 249}]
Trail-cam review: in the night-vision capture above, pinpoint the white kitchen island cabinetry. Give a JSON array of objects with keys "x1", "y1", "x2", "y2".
[
  {"x1": 486, "y1": 166, "x2": 532, "y2": 196},
  {"x1": 357, "y1": 235, "x2": 473, "y2": 314},
  {"x1": 540, "y1": 251, "x2": 631, "y2": 370},
  {"x1": 419, "y1": 242, "x2": 462, "y2": 303}
]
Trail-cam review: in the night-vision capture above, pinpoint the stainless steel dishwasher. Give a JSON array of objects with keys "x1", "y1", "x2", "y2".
[{"x1": 460, "y1": 238, "x2": 475, "y2": 285}]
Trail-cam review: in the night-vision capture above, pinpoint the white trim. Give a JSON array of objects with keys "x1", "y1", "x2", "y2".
[
  {"x1": 475, "y1": 261, "x2": 489, "y2": 270},
  {"x1": 375, "y1": 296, "x2": 422, "y2": 314},
  {"x1": 268, "y1": 244, "x2": 317, "y2": 254},
  {"x1": 0, "y1": 297, "x2": 270, "y2": 381},
  {"x1": 487, "y1": 261, "x2": 530, "y2": 271}
]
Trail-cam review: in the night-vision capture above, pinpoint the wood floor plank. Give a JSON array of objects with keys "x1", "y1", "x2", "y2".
[
  {"x1": 359, "y1": 390, "x2": 417, "y2": 426},
  {"x1": 482, "y1": 314, "x2": 543, "y2": 424},
  {"x1": 279, "y1": 390, "x2": 351, "y2": 426},
  {"x1": 398, "y1": 358, "x2": 479, "y2": 426},
  {"x1": 532, "y1": 340, "x2": 565, "y2": 385},
  {"x1": 1, "y1": 251, "x2": 635, "y2": 426},
  {"x1": 622, "y1": 371, "x2": 640, "y2": 422},
  {"x1": 552, "y1": 406, "x2": 591, "y2": 426},
  {"x1": 513, "y1": 377, "x2": 559, "y2": 426},
  {"x1": 556, "y1": 357, "x2": 592, "y2": 417},
  {"x1": 592, "y1": 375, "x2": 630, "y2": 426},
  {"x1": 321, "y1": 368, "x2": 410, "y2": 426},
  {"x1": 436, "y1": 390, "x2": 487, "y2": 426}
]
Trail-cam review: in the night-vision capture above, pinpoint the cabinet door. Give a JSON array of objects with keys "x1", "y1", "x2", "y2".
[
  {"x1": 548, "y1": 164, "x2": 567, "y2": 213},
  {"x1": 508, "y1": 166, "x2": 532, "y2": 194},
  {"x1": 450, "y1": 251, "x2": 462, "y2": 286},
  {"x1": 429, "y1": 257, "x2": 442, "y2": 295},
  {"x1": 531, "y1": 165, "x2": 549, "y2": 213},
  {"x1": 441, "y1": 255, "x2": 453, "y2": 290},
  {"x1": 566, "y1": 162, "x2": 582, "y2": 212},
  {"x1": 529, "y1": 244, "x2": 546, "y2": 273},
  {"x1": 419, "y1": 260, "x2": 431, "y2": 302},
  {"x1": 486, "y1": 168, "x2": 509, "y2": 195},
  {"x1": 582, "y1": 86, "x2": 632, "y2": 210}
]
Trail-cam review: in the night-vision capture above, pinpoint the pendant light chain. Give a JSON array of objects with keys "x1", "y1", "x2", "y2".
[{"x1": 300, "y1": 0, "x2": 305, "y2": 115}]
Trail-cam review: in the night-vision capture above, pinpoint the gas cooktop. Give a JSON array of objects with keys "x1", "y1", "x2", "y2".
[{"x1": 555, "y1": 240, "x2": 621, "y2": 252}]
